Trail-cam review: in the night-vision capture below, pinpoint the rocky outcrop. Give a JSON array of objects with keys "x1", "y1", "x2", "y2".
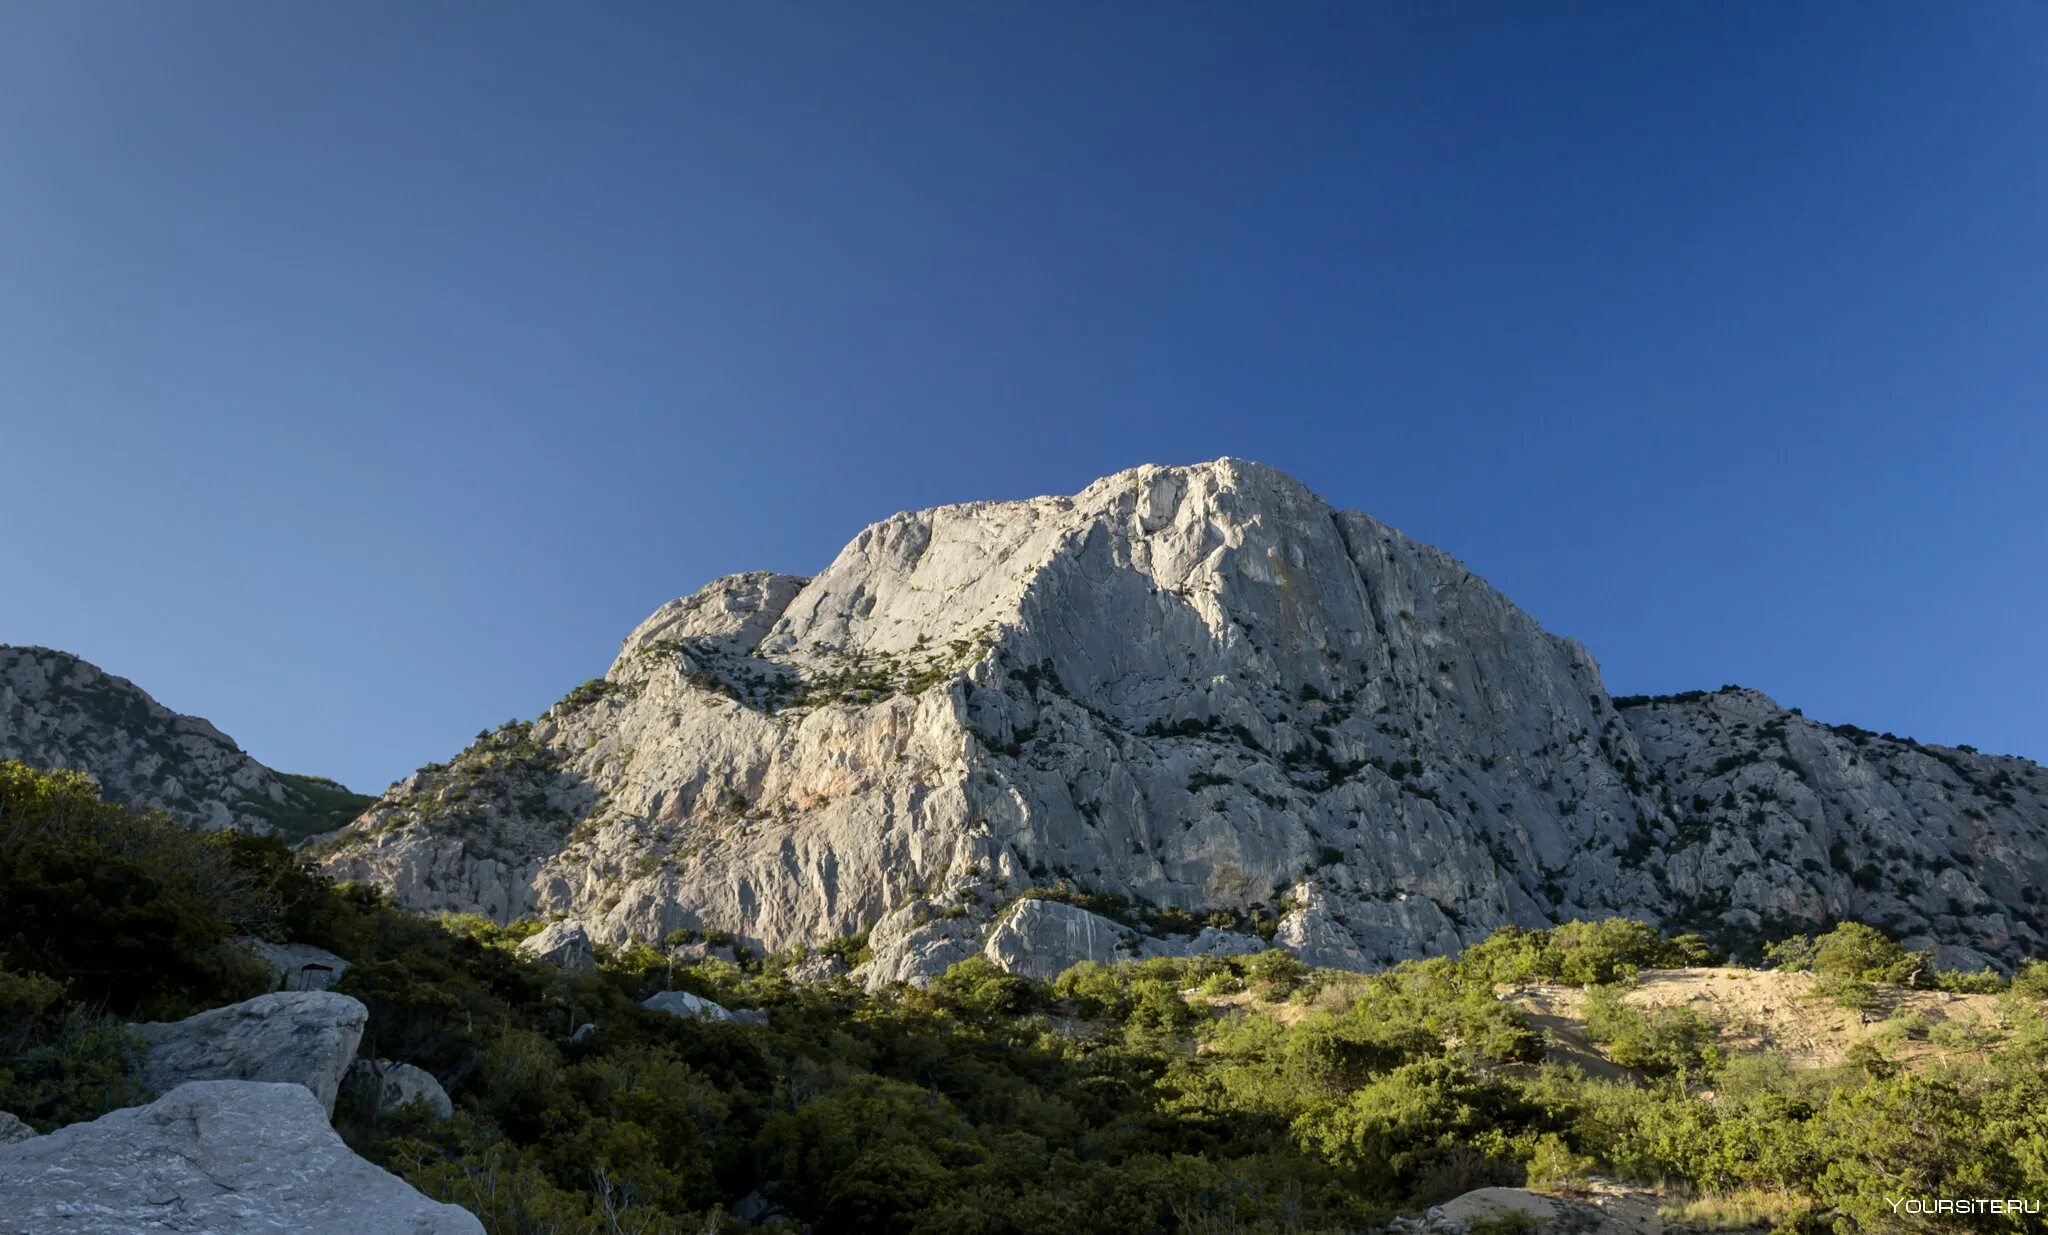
[
  {"x1": 0, "y1": 646, "x2": 370, "y2": 841},
  {"x1": 136, "y1": 991, "x2": 367, "y2": 1115},
  {"x1": 0, "y1": 1112, "x2": 32, "y2": 1145},
  {"x1": 238, "y1": 939, "x2": 351, "y2": 992},
  {"x1": 1614, "y1": 687, "x2": 2048, "y2": 970},
  {"x1": 785, "y1": 953, "x2": 850, "y2": 983},
  {"x1": 856, "y1": 899, "x2": 985, "y2": 989},
  {"x1": 0, "y1": 1080, "x2": 483, "y2": 1235},
  {"x1": 1384, "y1": 1184, "x2": 1687, "y2": 1234},
  {"x1": 643, "y1": 990, "x2": 734, "y2": 1021},
  {"x1": 343, "y1": 1059, "x2": 454, "y2": 1120},
  {"x1": 516, "y1": 920, "x2": 597, "y2": 972},
  {"x1": 316, "y1": 460, "x2": 2048, "y2": 969},
  {"x1": 982, "y1": 898, "x2": 1136, "y2": 980}
]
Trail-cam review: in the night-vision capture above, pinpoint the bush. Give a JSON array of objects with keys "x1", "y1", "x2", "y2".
[
  {"x1": 1524, "y1": 1133, "x2": 1596, "y2": 1193},
  {"x1": 1765, "y1": 922, "x2": 1925, "y2": 985},
  {"x1": 9, "y1": 762, "x2": 2048, "y2": 1232},
  {"x1": 1579, "y1": 986, "x2": 1720, "y2": 1077},
  {"x1": 1463, "y1": 920, "x2": 1720, "y2": 988}
]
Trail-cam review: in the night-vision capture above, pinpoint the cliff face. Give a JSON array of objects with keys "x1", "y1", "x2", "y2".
[
  {"x1": 312, "y1": 460, "x2": 2046, "y2": 973},
  {"x1": 0, "y1": 646, "x2": 369, "y2": 842},
  {"x1": 1616, "y1": 689, "x2": 2048, "y2": 969}
]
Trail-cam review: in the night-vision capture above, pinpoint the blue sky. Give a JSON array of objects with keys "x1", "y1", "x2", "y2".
[{"x1": 2, "y1": 3, "x2": 2043, "y2": 792}]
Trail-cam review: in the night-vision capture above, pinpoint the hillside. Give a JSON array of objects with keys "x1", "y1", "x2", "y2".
[
  {"x1": 9, "y1": 760, "x2": 2048, "y2": 1234},
  {"x1": 0, "y1": 646, "x2": 372, "y2": 842},
  {"x1": 314, "y1": 459, "x2": 2048, "y2": 974}
]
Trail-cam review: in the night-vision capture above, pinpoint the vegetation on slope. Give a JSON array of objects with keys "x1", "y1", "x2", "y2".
[
  {"x1": 4, "y1": 761, "x2": 2048, "y2": 1234},
  {"x1": 239, "y1": 770, "x2": 378, "y2": 845}
]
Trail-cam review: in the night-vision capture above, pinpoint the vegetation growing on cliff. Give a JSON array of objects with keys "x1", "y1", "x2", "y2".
[{"x1": 4, "y1": 760, "x2": 2047, "y2": 1234}]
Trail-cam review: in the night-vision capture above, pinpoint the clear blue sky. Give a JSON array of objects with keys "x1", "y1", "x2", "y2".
[{"x1": 3, "y1": 3, "x2": 2043, "y2": 793}]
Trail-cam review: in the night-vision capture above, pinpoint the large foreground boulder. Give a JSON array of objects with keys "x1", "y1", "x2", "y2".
[
  {"x1": 516, "y1": 920, "x2": 596, "y2": 972},
  {"x1": 136, "y1": 991, "x2": 367, "y2": 1115},
  {"x1": 0, "y1": 1080, "x2": 483, "y2": 1234}
]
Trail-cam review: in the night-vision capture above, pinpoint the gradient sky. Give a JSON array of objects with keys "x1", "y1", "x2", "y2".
[{"x1": 3, "y1": 3, "x2": 2044, "y2": 793}]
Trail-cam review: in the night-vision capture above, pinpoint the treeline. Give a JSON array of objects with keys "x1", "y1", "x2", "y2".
[{"x1": 4, "y1": 760, "x2": 2048, "y2": 1233}]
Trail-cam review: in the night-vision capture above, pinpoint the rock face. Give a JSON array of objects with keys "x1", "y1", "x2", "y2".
[
  {"x1": 0, "y1": 1079, "x2": 484, "y2": 1235},
  {"x1": 982, "y1": 898, "x2": 1137, "y2": 980},
  {"x1": 516, "y1": 920, "x2": 597, "y2": 972},
  {"x1": 785, "y1": 953, "x2": 850, "y2": 983},
  {"x1": 1614, "y1": 688, "x2": 2048, "y2": 972},
  {"x1": 856, "y1": 899, "x2": 985, "y2": 988},
  {"x1": 343, "y1": 1059, "x2": 454, "y2": 1120},
  {"x1": 0, "y1": 646, "x2": 370, "y2": 841},
  {"x1": 0, "y1": 1112, "x2": 33, "y2": 1145},
  {"x1": 317, "y1": 460, "x2": 2048, "y2": 969},
  {"x1": 136, "y1": 992, "x2": 367, "y2": 1115}
]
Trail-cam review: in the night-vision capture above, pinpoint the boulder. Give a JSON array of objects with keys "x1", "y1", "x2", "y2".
[
  {"x1": 1386, "y1": 1185, "x2": 1662, "y2": 1234},
  {"x1": 136, "y1": 991, "x2": 366, "y2": 1115},
  {"x1": 343, "y1": 1059, "x2": 454, "y2": 1120},
  {"x1": 0, "y1": 1112, "x2": 33, "y2": 1145},
  {"x1": 237, "y1": 938, "x2": 351, "y2": 992},
  {"x1": 0, "y1": 1080, "x2": 483, "y2": 1234},
  {"x1": 982, "y1": 898, "x2": 1135, "y2": 981},
  {"x1": 516, "y1": 920, "x2": 596, "y2": 973},
  {"x1": 642, "y1": 990, "x2": 733, "y2": 1021}
]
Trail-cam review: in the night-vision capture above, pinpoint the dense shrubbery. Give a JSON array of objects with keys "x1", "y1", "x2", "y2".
[
  {"x1": 6, "y1": 760, "x2": 2048, "y2": 1233},
  {"x1": 1461, "y1": 918, "x2": 1721, "y2": 987}
]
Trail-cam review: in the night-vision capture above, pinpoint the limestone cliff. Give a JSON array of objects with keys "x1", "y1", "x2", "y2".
[
  {"x1": 0, "y1": 646, "x2": 370, "y2": 841},
  {"x1": 310, "y1": 460, "x2": 2047, "y2": 973}
]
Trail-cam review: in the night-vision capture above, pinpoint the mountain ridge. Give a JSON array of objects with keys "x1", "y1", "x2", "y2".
[
  {"x1": 306, "y1": 459, "x2": 2048, "y2": 976},
  {"x1": 0, "y1": 645, "x2": 372, "y2": 842}
]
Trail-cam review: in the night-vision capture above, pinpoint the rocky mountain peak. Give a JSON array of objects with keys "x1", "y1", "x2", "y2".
[{"x1": 287, "y1": 461, "x2": 2048, "y2": 976}]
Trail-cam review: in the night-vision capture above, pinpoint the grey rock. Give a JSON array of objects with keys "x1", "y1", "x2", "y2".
[
  {"x1": 343, "y1": 1059, "x2": 453, "y2": 1120},
  {"x1": 569, "y1": 1021, "x2": 598, "y2": 1043},
  {"x1": 314, "y1": 460, "x2": 2048, "y2": 969},
  {"x1": 785, "y1": 952, "x2": 850, "y2": 983},
  {"x1": 516, "y1": 920, "x2": 596, "y2": 973},
  {"x1": 856, "y1": 899, "x2": 985, "y2": 990},
  {"x1": 0, "y1": 1080, "x2": 483, "y2": 1234},
  {"x1": 1139, "y1": 926, "x2": 1267, "y2": 960},
  {"x1": 731, "y1": 1187, "x2": 790, "y2": 1223},
  {"x1": 0, "y1": 646, "x2": 369, "y2": 838},
  {"x1": 982, "y1": 898, "x2": 1136, "y2": 980},
  {"x1": 642, "y1": 990, "x2": 733, "y2": 1021},
  {"x1": 237, "y1": 939, "x2": 351, "y2": 992},
  {"x1": 136, "y1": 992, "x2": 367, "y2": 1115},
  {"x1": 0, "y1": 1112, "x2": 33, "y2": 1145},
  {"x1": 1395, "y1": 1185, "x2": 1636, "y2": 1233},
  {"x1": 673, "y1": 939, "x2": 740, "y2": 965},
  {"x1": 1274, "y1": 881, "x2": 1372, "y2": 970}
]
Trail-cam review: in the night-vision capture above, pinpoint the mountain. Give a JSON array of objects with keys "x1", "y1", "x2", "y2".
[
  {"x1": 0, "y1": 646, "x2": 370, "y2": 843},
  {"x1": 256, "y1": 461, "x2": 2048, "y2": 972}
]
